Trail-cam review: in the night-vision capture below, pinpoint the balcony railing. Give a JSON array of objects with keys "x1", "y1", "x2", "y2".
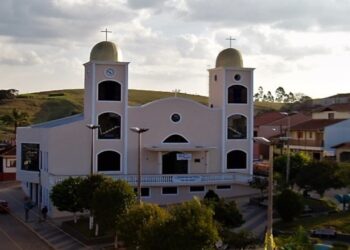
[
  {"x1": 288, "y1": 139, "x2": 324, "y2": 148},
  {"x1": 49, "y1": 172, "x2": 253, "y2": 186}
]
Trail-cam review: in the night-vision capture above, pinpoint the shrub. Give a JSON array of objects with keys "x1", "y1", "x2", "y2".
[{"x1": 276, "y1": 189, "x2": 303, "y2": 222}]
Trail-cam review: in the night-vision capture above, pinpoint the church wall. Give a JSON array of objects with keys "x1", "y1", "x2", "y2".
[
  {"x1": 208, "y1": 69, "x2": 225, "y2": 108},
  {"x1": 127, "y1": 98, "x2": 222, "y2": 175},
  {"x1": 47, "y1": 120, "x2": 90, "y2": 175}
]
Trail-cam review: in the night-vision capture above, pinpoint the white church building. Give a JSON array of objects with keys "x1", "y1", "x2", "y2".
[{"x1": 17, "y1": 40, "x2": 255, "y2": 216}]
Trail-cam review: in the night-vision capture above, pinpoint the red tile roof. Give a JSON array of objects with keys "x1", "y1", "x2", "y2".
[
  {"x1": 290, "y1": 119, "x2": 345, "y2": 131},
  {"x1": 254, "y1": 111, "x2": 286, "y2": 127}
]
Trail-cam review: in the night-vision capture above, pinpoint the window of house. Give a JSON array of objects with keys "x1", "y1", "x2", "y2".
[
  {"x1": 162, "y1": 187, "x2": 178, "y2": 195},
  {"x1": 308, "y1": 132, "x2": 313, "y2": 139},
  {"x1": 134, "y1": 187, "x2": 150, "y2": 197},
  {"x1": 216, "y1": 185, "x2": 231, "y2": 190},
  {"x1": 98, "y1": 112, "x2": 121, "y2": 139},
  {"x1": 7, "y1": 159, "x2": 16, "y2": 168},
  {"x1": 297, "y1": 131, "x2": 303, "y2": 139},
  {"x1": 21, "y1": 143, "x2": 40, "y2": 171},
  {"x1": 190, "y1": 186, "x2": 205, "y2": 192},
  {"x1": 98, "y1": 81, "x2": 121, "y2": 101},
  {"x1": 228, "y1": 85, "x2": 247, "y2": 104},
  {"x1": 163, "y1": 134, "x2": 188, "y2": 143},
  {"x1": 97, "y1": 151, "x2": 121, "y2": 171},
  {"x1": 328, "y1": 113, "x2": 335, "y2": 119},
  {"x1": 227, "y1": 150, "x2": 247, "y2": 169},
  {"x1": 227, "y1": 115, "x2": 247, "y2": 139}
]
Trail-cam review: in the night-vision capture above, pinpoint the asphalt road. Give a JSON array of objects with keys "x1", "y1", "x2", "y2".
[
  {"x1": 0, "y1": 213, "x2": 51, "y2": 250},
  {"x1": 0, "y1": 182, "x2": 51, "y2": 250}
]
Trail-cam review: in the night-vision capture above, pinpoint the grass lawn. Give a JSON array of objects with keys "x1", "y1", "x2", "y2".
[{"x1": 274, "y1": 211, "x2": 350, "y2": 234}]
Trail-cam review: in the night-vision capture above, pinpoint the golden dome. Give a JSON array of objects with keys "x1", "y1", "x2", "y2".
[
  {"x1": 215, "y1": 48, "x2": 243, "y2": 68},
  {"x1": 90, "y1": 41, "x2": 118, "y2": 62}
]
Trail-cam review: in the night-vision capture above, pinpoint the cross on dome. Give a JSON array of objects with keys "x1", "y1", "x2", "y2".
[
  {"x1": 101, "y1": 28, "x2": 112, "y2": 41},
  {"x1": 226, "y1": 36, "x2": 236, "y2": 48}
]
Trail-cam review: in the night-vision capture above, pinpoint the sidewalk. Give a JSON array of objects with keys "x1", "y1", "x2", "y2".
[{"x1": 0, "y1": 182, "x2": 110, "y2": 250}]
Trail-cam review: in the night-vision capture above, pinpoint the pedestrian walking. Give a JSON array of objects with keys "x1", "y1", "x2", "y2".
[
  {"x1": 41, "y1": 206, "x2": 48, "y2": 221},
  {"x1": 24, "y1": 197, "x2": 34, "y2": 222}
]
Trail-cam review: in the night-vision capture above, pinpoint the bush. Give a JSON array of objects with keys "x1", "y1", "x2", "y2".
[{"x1": 276, "y1": 189, "x2": 303, "y2": 222}]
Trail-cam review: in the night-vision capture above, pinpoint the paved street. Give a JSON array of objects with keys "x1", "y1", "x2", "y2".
[
  {"x1": 0, "y1": 182, "x2": 90, "y2": 250},
  {"x1": 0, "y1": 212, "x2": 51, "y2": 250}
]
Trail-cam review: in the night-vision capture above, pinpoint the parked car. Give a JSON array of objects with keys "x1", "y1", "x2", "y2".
[{"x1": 0, "y1": 199, "x2": 9, "y2": 213}]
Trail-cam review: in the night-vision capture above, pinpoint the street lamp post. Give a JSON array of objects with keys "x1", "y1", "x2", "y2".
[
  {"x1": 254, "y1": 137, "x2": 275, "y2": 249},
  {"x1": 86, "y1": 124, "x2": 100, "y2": 175},
  {"x1": 130, "y1": 127, "x2": 149, "y2": 204},
  {"x1": 280, "y1": 112, "x2": 296, "y2": 185}
]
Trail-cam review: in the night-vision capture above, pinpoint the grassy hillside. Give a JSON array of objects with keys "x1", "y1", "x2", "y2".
[{"x1": 0, "y1": 89, "x2": 280, "y2": 140}]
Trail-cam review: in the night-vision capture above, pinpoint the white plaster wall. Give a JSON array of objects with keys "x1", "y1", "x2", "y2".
[{"x1": 128, "y1": 97, "x2": 222, "y2": 175}]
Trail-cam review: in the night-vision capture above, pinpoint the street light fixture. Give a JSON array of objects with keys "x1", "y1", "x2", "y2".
[
  {"x1": 130, "y1": 127, "x2": 149, "y2": 204},
  {"x1": 86, "y1": 124, "x2": 100, "y2": 175},
  {"x1": 253, "y1": 137, "x2": 275, "y2": 250}
]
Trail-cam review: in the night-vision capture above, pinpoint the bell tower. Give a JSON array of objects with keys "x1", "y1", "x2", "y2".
[
  {"x1": 208, "y1": 47, "x2": 254, "y2": 175},
  {"x1": 83, "y1": 40, "x2": 129, "y2": 174}
]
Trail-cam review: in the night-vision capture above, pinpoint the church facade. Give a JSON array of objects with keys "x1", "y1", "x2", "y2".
[{"x1": 16, "y1": 40, "x2": 255, "y2": 216}]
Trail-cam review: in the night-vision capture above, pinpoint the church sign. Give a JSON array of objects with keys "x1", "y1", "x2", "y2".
[{"x1": 176, "y1": 153, "x2": 192, "y2": 160}]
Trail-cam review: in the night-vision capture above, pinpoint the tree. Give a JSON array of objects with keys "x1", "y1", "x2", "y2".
[
  {"x1": 275, "y1": 86, "x2": 286, "y2": 102},
  {"x1": 249, "y1": 176, "x2": 268, "y2": 197},
  {"x1": 213, "y1": 199, "x2": 244, "y2": 228},
  {"x1": 275, "y1": 189, "x2": 303, "y2": 222},
  {"x1": 266, "y1": 91, "x2": 274, "y2": 102},
  {"x1": 274, "y1": 152, "x2": 311, "y2": 187},
  {"x1": 295, "y1": 160, "x2": 344, "y2": 197},
  {"x1": 0, "y1": 89, "x2": 18, "y2": 101},
  {"x1": 78, "y1": 174, "x2": 106, "y2": 229},
  {"x1": 254, "y1": 86, "x2": 264, "y2": 102},
  {"x1": 117, "y1": 203, "x2": 170, "y2": 250},
  {"x1": 277, "y1": 226, "x2": 313, "y2": 250},
  {"x1": 1, "y1": 108, "x2": 29, "y2": 133},
  {"x1": 160, "y1": 199, "x2": 220, "y2": 250},
  {"x1": 50, "y1": 177, "x2": 84, "y2": 223},
  {"x1": 92, "y1": 178, "x2": 136, "y2": 232},
  {"x1": 221, "y1": 229, "x2": 259, "y2": 249},
  {"x1": 204, "y1": 189, "x2": 220, "y2": 202}
]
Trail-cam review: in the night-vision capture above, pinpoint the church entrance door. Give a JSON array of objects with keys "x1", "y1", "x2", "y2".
[{"x1": 162, "y1": 151, "x2": 188, "y2": 174}]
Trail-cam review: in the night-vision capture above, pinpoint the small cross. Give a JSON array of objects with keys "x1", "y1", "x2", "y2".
[
  {"x1": 101, "y1": 28, "x2": 112, "y2": 41},
  {"x1": 226, "y1": 36, "x2": 236, "y2": 48}
]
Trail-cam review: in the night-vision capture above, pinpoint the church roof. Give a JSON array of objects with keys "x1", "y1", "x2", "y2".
[
  {"x1": 90, "y1": 41, "x2": 119, "y2": 62},
  {"x1": 31, "y1": 114, "x2": 84, "y2": 128},
  {"x1": 215, "y1": 48, "x2": 243, "y2": 68}
]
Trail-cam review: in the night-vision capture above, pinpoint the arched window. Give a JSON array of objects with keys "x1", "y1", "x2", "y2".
[
  {"x1": 163, "y1": 134, "x2": 188, "y2": 143},
  {"x1": 97, "y1": 151, "x2": 120, "y2": 171},
  {"x1": 227, "y1": 150, "x2": 246, "y2": 169},
  {"x1": 227, "y1": 115, "x2": 247, "y2": 139},
  {"x1": 98, "y1": 81, "x2": 121, "y2": 101},
  {"x1": 162, "y1": 151, "x2": 188, "y2": 174},
  {"x1": 98, "y1": 112, "x2": 121, "y2": 139},
  {"x1": 228, "y1": 85, "x2": 247, "y2": 104}
]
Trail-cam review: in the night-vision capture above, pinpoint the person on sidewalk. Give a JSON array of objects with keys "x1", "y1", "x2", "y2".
[
  {"x1": 24, "y1": 197, "x2": 34, "y2": 222},
  {"x1": 41, "y1": 206, "x2": 48, "y2": 221}
]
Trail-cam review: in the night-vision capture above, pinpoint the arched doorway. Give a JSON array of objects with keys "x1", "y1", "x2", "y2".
[{"x1": 162, "y1": 151, "x2": 188, "y2": 174}]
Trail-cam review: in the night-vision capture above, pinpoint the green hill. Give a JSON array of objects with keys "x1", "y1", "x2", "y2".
[{"x1": 0, "y1": 89, "x2": 280, "y2": 140}]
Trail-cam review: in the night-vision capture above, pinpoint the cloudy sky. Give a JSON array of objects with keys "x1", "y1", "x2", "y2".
[{"x1": 1, "y1": 0, "x2": 350, "y2": 98}]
